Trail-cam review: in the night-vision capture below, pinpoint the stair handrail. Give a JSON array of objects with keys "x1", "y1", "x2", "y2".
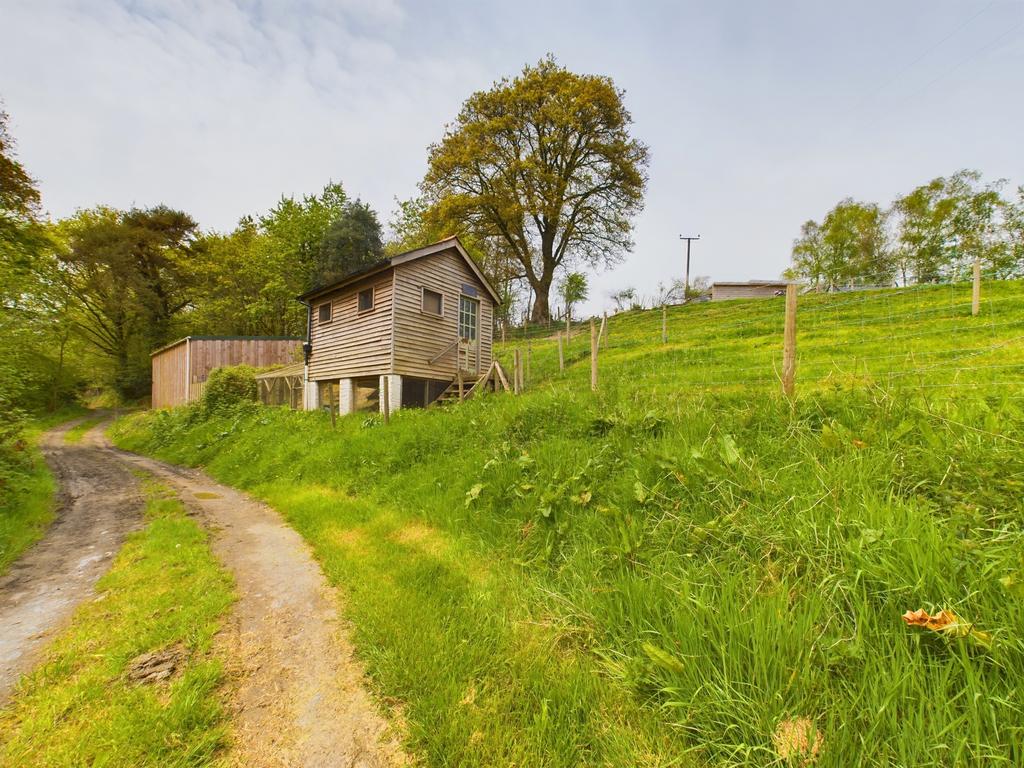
[{"x1": 428, "y1": 336, "x2": 463, "y2": 365}]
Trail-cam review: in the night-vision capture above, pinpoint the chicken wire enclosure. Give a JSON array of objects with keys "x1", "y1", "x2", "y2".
[{"x1": 256, "y1": 363, "x2": 305, "y2": 409}]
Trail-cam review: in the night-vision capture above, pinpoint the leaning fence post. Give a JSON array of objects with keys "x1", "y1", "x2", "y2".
[
  {"x1": 782, "y1": 284, "x2": 797, "y2": 398},
  {"x1": 972, "y1": 257, "x2": 981, "y2": 317},
  {"x1": 557, "y1": 331, "x2": 564, "y2": 371},
  {"x1": 661, "y1": 304, "x2": 667, "y2": 344},
  {"x1": 590, "y1": 318, "x2": 598, "y2": 392},
  {"x1": 382, "y1": 376, "x2": 391, "y2": 424}
]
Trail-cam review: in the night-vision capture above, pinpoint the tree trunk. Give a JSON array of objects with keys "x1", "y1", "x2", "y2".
[
  {"x1": 530, "y1": 288, "x2": 551, "y2": 323},
  {"x1": 528, "y1": 230, "x2": 557, "y2": 323}
]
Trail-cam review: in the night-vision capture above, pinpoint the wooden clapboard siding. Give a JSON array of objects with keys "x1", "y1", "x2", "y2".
[
  {"x1": 188, "y1": 338, "x2": 300, "y2": 382},
  {"x1": 308, "y1": 272, "x2": 394, "y2": 380},
  {"x1": 150, "y1": 337, "x2": 301, "y2": 409},
  {"x1": 391, "y1": 248, "x2": 493, "y2": 380},
  {"x1": 151, "y1": 340, "x2": 188, "y2": 409}
]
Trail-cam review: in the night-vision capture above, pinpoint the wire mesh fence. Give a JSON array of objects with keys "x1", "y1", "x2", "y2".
[{"x1": 496, "y1": 276, "x2": 1024, "y2": 402}]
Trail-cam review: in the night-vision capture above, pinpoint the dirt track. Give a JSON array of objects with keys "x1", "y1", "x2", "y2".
[
  {"x1": 0, "y1": 419, "x2": 405, "y2": 767},
  {"x1": 0, "y1": 421, "x2": 143, "y2": 703}
]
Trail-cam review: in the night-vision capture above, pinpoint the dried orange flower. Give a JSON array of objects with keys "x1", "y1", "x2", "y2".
[{"x1": 772, "y1": 717, "x2": 822, "y2": 764}]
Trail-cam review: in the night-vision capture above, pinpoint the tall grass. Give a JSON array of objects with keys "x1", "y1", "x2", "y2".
[
  {"x1": 0, "y1": 406, "x2": 86, "y2": 574},
  {"x1": 110, "y1": 281, "x2": 1024, "y2": 766}
]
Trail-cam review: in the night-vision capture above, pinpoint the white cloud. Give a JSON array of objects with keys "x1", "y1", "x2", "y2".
[{"x1": 3, "y1": 0, "x2": 1022, "y2": 316}]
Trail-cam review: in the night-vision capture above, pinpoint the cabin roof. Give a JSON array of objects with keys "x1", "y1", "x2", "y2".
[
  {"x1": 296, "y1": 236, "x2": 501, "y2": 304},
  {"x1": 150, "y1": 335, "x2": 303, "y2": 357}
]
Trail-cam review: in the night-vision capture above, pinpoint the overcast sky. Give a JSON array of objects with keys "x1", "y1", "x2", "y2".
[{"x1": 3, "y1": 0, "x2": 1023, "y2": 314}]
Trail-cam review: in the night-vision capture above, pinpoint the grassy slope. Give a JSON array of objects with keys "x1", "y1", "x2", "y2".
[
  {"x1": 0, "y1": 474, "x2": 235, "y2": 766},
  {"x1": 0, "y1": 406, "x2": 87, "y2": 574},
  {"x1": 110, "y1": 282, "x2": 1024, "y2": 767}
]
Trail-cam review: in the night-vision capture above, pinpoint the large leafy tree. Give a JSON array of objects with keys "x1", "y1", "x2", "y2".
[
  {"x1": 190, "y1": 184, "x2": 385, "y2": 336},
  {"x1": 892, "y1": 170, "x2": 1010, "y2": 282},
  {"x1": 1, "y1": 108, "x2": 82, "y2": 411},
  {"x1": 422, "y1": 56, "x2": 649, "y2": 322},
  {"x1": 788, "y1": 200, "x2": 893, "y2": 289},
  {"x1": 315, "y1": 199, "x2": 383, "y2": 287},
  {"x1": 59, "y1": 206, "x2": 200, "y2": 396},
  {"x1": 260, "y1": 182, "x2": 348, "y2": 292}
]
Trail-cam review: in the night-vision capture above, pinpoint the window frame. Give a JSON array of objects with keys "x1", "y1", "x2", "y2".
[
  {"x1": 317, "y1": 302, "x2": 332, "y2": 324},
  {"x1": 357, "y1": 286, "x2": 375, "y2": 313},
  {"x1": 458, "y1": 294, "x2": 480, "y2": 341},
  {"x1": 420, "y1": 287, "x2": 444, "y2": 317}
]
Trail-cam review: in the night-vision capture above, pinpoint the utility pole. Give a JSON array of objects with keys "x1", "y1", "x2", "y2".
[{"x1": 679, "y1": 234, "x2": 700, "y2": 301}]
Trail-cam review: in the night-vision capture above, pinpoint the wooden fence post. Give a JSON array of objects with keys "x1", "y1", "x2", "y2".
[
  {"x1": 382, "y1": 376, "x2": 391, "y2": 424},
  {"x1": 661, "y1": 304, "x2": 667, "y2": 344},
  {"x1": 513, "y1": 349, "x2": 521, "y2": 394},
  {"x1": 972, "y1": 257, "x2": 981, "y2": 317},
  {"x1": 603, "y1": 311, "x2": 609, "y2": 348},
  {"x1": 782, "y1": 284, "x2": 797, "y2": 398},
  {"x1": 557, "y1": 331, "x2": 564, "y2": 371},
  {"x1": 590, "y1": 318, "x2": 598, "y2": 392}
]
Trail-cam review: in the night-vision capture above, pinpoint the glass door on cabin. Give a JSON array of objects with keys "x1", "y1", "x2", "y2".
[{"x1": 458, "y1": 295, "x2": 480, "y2": 374}]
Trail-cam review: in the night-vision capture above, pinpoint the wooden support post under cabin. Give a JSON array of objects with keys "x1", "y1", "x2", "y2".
[
  {"x1": 381, "y1": 376, "x2": 391, "y2": 424},
  {"x1": 590, "y1": 318, "x2": 598, "y2": 392},
  {"x1": 782, "y1": 284, "x2": 797, "y2": 398},
  {"x1": 327, "y1": 382, "x2": 336, "y2": 428},
  {"x1": 662, "y1": 304, "x2": 667, "y2": 344},
  {"x1": 972, "y1": 257, "x2": 981, "y2": 317},
  {"x1": 557, "y1": 331, "x2": 564, "y2": 371}
]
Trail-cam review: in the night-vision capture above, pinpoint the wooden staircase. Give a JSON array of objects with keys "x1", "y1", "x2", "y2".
[{"x1": 430, "y1": 361, "x2": 512, "y2": 407}]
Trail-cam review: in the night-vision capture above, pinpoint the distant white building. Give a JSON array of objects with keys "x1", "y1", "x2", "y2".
[{"x1": 711, "y1": 280, "x2": 794, "y2": 301}]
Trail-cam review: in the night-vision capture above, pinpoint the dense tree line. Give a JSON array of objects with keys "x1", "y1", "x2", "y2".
[
  {"x1": 1, "y1": 104, "x2": 385, "y2": 404},
  {"x1": 788, "y1": 170, "x2": 1024, "y2": 289}
]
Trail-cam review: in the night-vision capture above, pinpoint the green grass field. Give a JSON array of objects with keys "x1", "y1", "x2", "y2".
[
  {"x1": 0, "y1": 474, "x2": 235, "y2": 766},
  {"x1": 110, "y1": 281, "x2": 1024, "y2": 766}
]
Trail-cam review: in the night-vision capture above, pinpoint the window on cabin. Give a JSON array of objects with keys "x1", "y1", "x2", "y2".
[
  {"x1": 422, "y1": 288, "x2": 443, "y2": 316},
  {"x1": 318, "y1": 302, "x2": 331, "y2": 323},
  {"x1": 358, "y1": 287, "x2": 374, "y2": 312}
]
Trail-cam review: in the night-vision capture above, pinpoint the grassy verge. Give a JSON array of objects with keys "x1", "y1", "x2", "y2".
[
  {"x1": 0, "y1": 473, "x2": 235, "y2": 766},
  {"x1": 109, "y1": 282, "x2": 1024, "y2": 766},
  {"x1": 0, "y1": 406, "x2": 88, "y2": 574}
]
